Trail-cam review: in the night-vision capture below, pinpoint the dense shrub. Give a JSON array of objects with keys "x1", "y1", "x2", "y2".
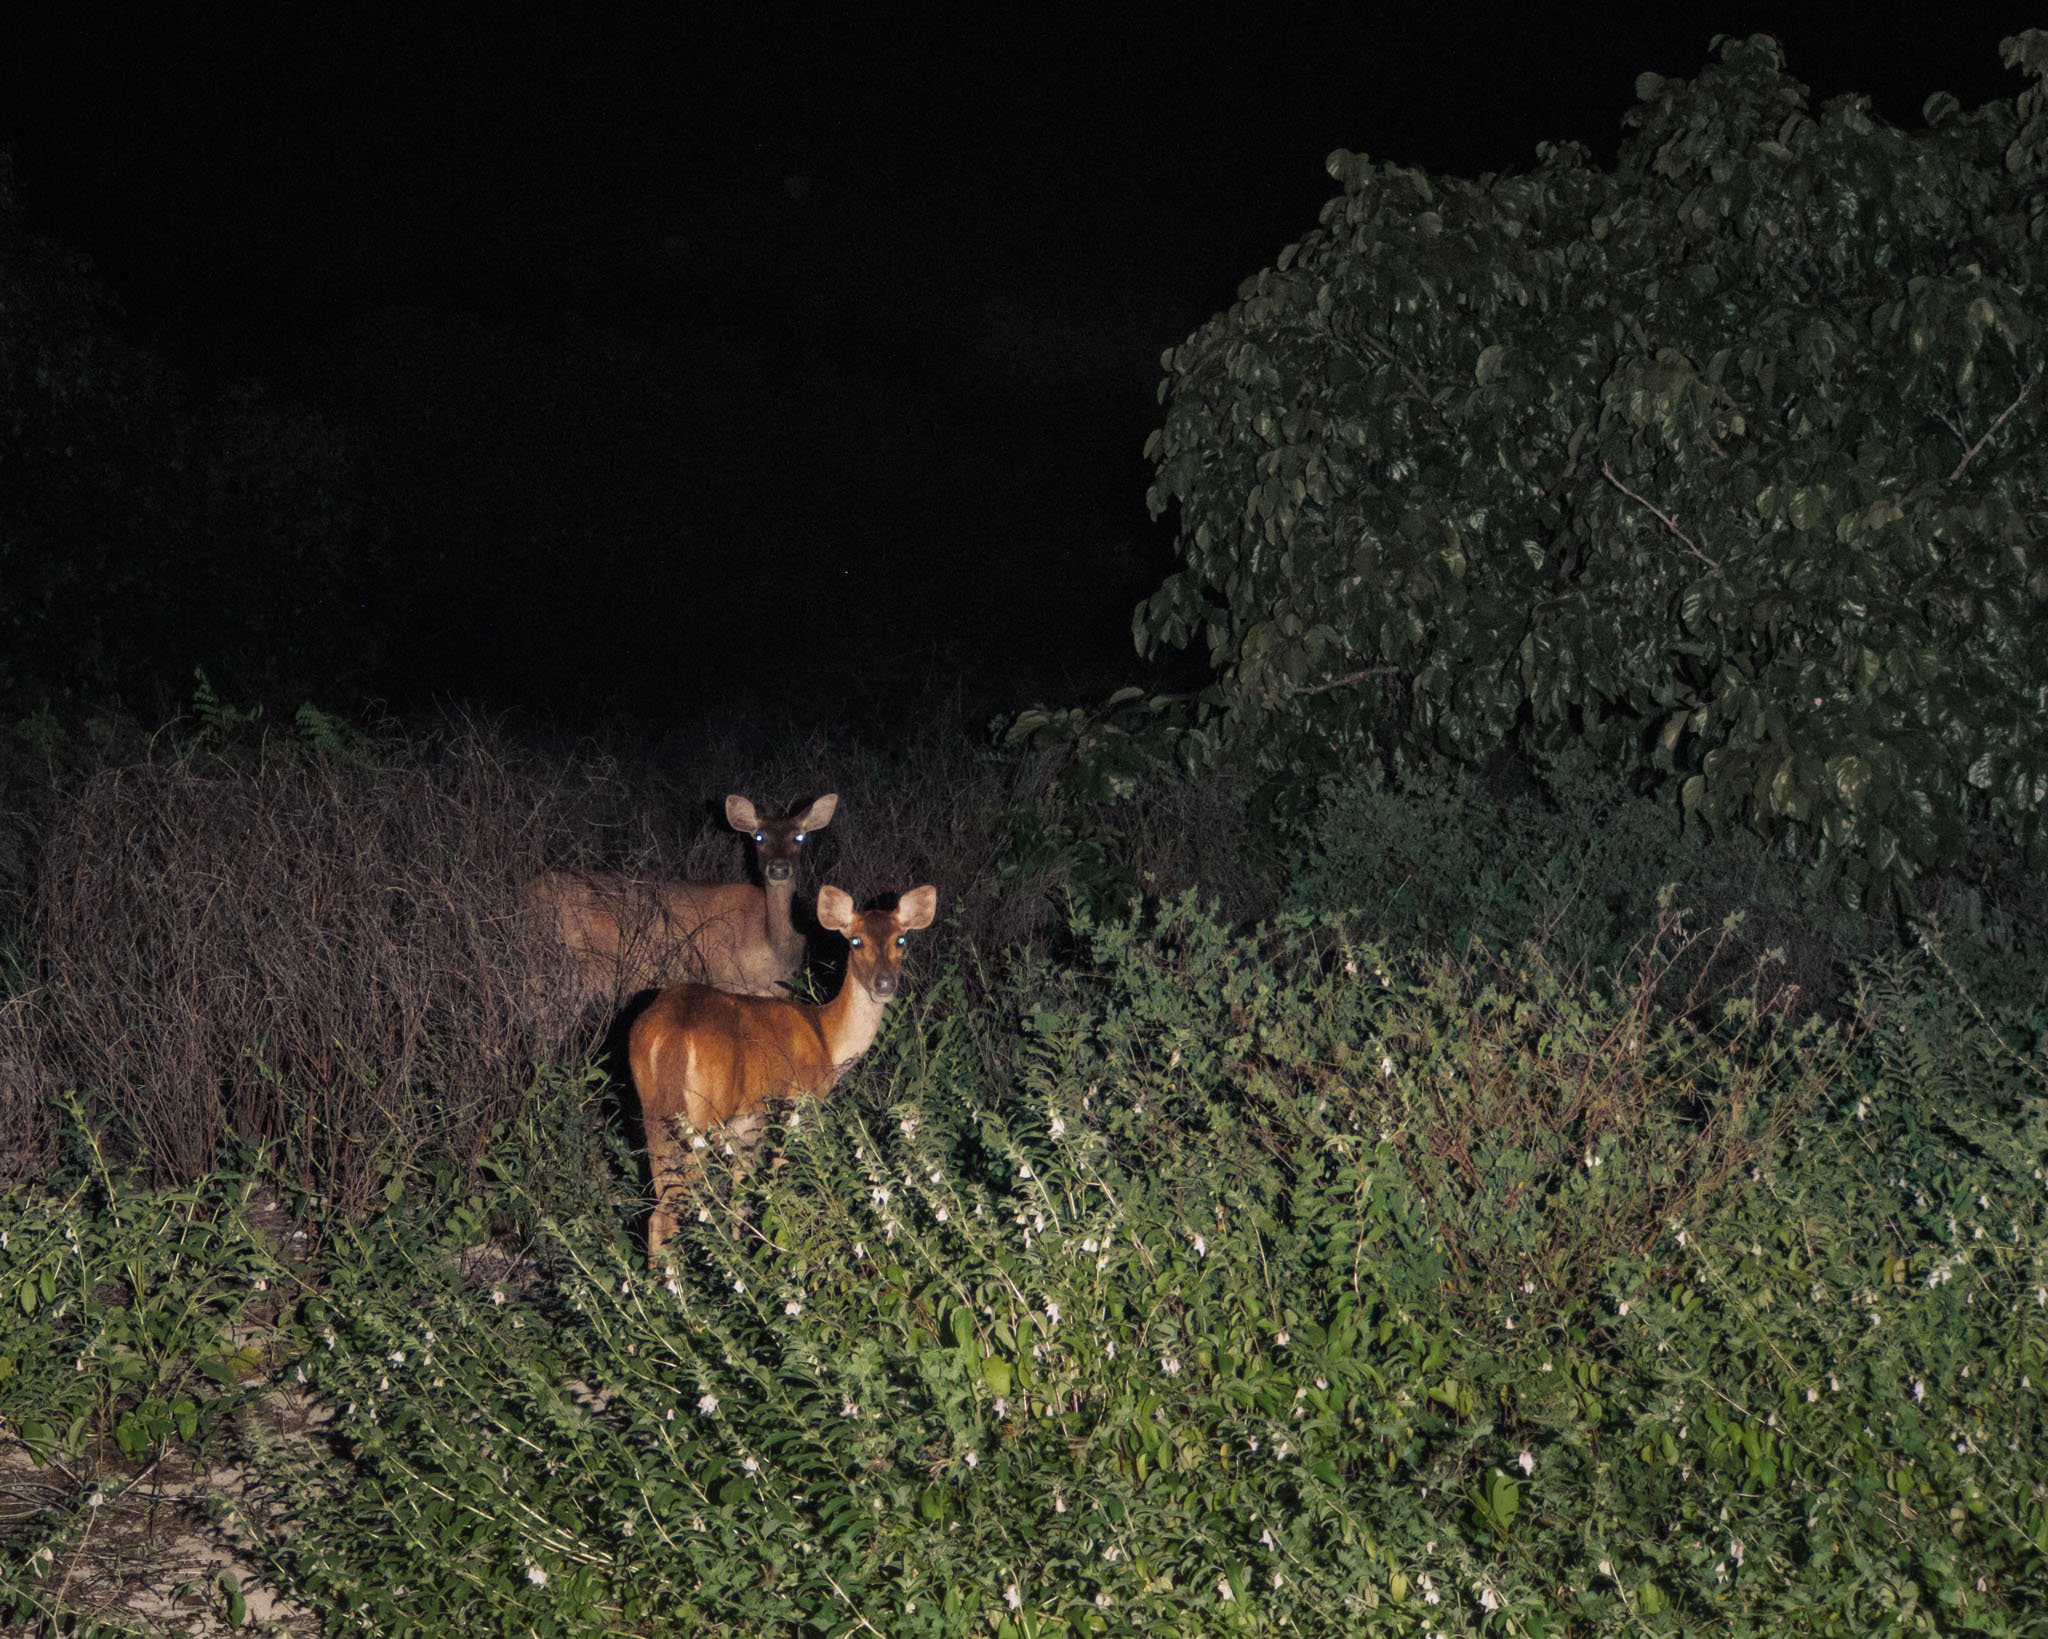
[
  {"x1": 0, "y1": 706, "x2": 1272, "y2": 1198},
  {"x1": 2, "y1": 764, "x2": 2041, "y2": 1632},
  {"x1": 211, "y1": 899, "x2": 2048, "y2": 1635},
  {"x1": 1137, "y1": 32, "x2": 2048, "y2": 899},
  {"x1": 10, "y1": 724, "x2": 590, "y2": 1210}
]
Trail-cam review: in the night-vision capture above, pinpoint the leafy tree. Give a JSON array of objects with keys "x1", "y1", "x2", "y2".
[{"x1": 1137, "y1": 33, "x2": 2048, "y2": 899}]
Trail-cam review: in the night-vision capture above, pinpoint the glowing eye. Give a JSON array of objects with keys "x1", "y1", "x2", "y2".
[
  {"x1": 795, "y1": 831, "x2": 807, "y2": 843},
  {"x1": 849, "y1": 936, "x2": 863, "y2": 948},
  {"x1": 896, "y1": 935, "x2": 908, "y2": 947},
  {"x1": 753, "y1": 832, "x2": 766, "y2": 843}
]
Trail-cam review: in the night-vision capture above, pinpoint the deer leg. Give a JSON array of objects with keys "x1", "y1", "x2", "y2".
[{"x1": 645, "y1": 1112, "x2": 703, "y2": 1269}]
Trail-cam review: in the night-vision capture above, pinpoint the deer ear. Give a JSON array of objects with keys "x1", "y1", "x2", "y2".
[
  {"x1": 897, "y1": 885, "x2": 938, "y2": 930},
  {"x1": 816, "y1": 885, "x2": 855, "y2": 931},
  {"x1": 799, "y1": 793, "x2": 839, "y2": 829},
  {"x1": 725, "y1": 795, "x2": 761, "y2": 832}
]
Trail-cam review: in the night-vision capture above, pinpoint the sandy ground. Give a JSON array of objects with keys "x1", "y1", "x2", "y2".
[{"x1": 1, "y1": 1384, "x2": 327, "y2": 1636}]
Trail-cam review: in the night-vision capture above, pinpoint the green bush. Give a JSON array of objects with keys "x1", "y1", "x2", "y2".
[
  {"x1": 194, "y1": 894, "x2": 2043, "y2": 1633},
  {"x1": 1138, "y1": 32, "x2": 2048, "y2": 900}
]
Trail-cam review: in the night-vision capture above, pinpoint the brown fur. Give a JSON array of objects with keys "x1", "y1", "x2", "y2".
[
  {"x1": 530, "y1": 793, "x2": 836, "y2": 1006},
  {"x1": 630, "y1": 882, "x2": 937, "y2": 1264}
]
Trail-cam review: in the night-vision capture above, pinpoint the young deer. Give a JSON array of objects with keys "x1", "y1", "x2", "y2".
[
  {"x1": 531, "y1": 793, "x2": 836, "y2": 1008},
  {"x1": 630, "y1": 882, "x2": 938, "y2": 1265}
]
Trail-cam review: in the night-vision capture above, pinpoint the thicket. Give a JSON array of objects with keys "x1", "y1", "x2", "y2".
[
  {"x1": 0, "y1": 707, "x2": 1272, "y2": 1208},
  {"x1": 3, "y1": 875, "x2": 2042, "y2": 1633},
  {"x1": 1131, "y1": 32, "x2": 2048, "y2": 901}
]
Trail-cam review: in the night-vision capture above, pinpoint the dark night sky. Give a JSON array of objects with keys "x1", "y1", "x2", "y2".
[{"x1": 1, "y1": 6, "x2": 2034, "y2": 730}]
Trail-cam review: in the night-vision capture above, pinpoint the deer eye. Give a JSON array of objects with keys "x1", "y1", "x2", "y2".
[
  {"x1": 896, "y1": 935, "x2": 908, "y2": 948},
  {"x1": 795, "y1": 831, "x2": 807, "y2": 843},
  {"x1": 753, "y1": 831, "x2": 766, "y2": 843},
  {"x1": 849, "y1": 936, "x2": 863, "y2": 949}
]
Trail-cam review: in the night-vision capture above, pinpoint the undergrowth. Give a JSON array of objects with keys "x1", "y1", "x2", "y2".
[{"x1": 5, "y1": 891, "x2": 2041, "y2": 1635}]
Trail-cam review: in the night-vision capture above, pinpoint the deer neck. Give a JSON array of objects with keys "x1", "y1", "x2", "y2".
[
  {"x1": 819, "y1": 974, "x2": 892, "y2": 1075},
  {"x1": 761, "y1": 873, "x2": 802, "y2": 968}
]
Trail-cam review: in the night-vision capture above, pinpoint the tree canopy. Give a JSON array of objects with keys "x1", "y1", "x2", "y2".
[{"x1": 1137, "y1": 33, "x2": 2048, "y2": 894}]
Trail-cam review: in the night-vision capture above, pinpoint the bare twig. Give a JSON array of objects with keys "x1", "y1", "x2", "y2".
[
  {"x1": 1948, "y1": 380, "x2": 2032, "y2": 482},
  {"x1": 1599, "y1": 459, "x2": 1721, "y2": 569},
  {"x1": 1298, "y1": 664, "x2": 1405, "y2": 697}
]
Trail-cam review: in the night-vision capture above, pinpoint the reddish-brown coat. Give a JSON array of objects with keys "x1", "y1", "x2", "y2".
[{"x1": 630, "y1": 882, "x2": 937, "y2": 1265}]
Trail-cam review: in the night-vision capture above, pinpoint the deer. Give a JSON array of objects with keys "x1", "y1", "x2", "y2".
[
  {"x1": 530, "y1": 793, "x2": 837, "y2": 1009},
  {"x1": 629, "y1": 882, "x2": 938, "y2": 1265}
]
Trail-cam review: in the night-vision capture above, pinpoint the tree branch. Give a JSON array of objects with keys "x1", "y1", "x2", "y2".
[
  {"x1": 1298, "y1": 664, "x2": 1404, "y2": 697},
  {"x1": 1599, "y1": 459, "x2": 1721, "y2": 569},
  {"x1": 1948, "y1": 380, "x2": 2032, "y2": 482}
]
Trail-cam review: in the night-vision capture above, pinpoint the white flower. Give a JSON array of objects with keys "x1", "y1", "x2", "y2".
[
  {"x1": 1617, "y1": 1300, "x2": 1630, "y2": 1316},
  {"x1": 387, "y1": 1350, "x2": 405, "y2": 1366},
  {"x1": 871, "y1": 1186, "x2": 891, "y2": 1207},
  {"x1": 1095, "y1": 1591, "x2": 1111, "y2": 1608},
  {"x1": 742, "y1": 1455, "x2": 759, "y2": 1475},
  {"x1": 1479, "y1": 1586, "x2": 1499, "y2": 1612},
  {"x1": 785, "y1": 1299, "x2": 803, "y2": 1316},
  {"x1": 732, "y1": 1276, "x2": 745, "y2": 1294},
  {"x1": 1420, "y1": 1572, "x2": 1440, "y2": 1604},
  {"x1": 1598, "y1": 1559, "x2": 1613, "y2": 1579},
  {"x1": 1044, "y1": 1301, "x2": 1060, "y2": 1325},
  {"x1": 1517, "y1": 1450, "x2": 1534, "y2": 1476},
  {"x1": 853, "y1": 1242, "x2": 866, "y2": 1259},
  {"x1": 1054, "y1": 1489, "x2": 1066, "y2": 1514},
  {"x1": 964, "y1": 1450, "x2": 979, "y2": 1469},
  {"x1": 1913, "y1": 1379, "x2": 1926, "y2": 1403},
  {"x1": 1050, "y1": 1115, "x2": 1066, "y2": 1140},
  {"x1": 1275, "y1": 1329, "x2": 1290, "y2": 1347},
  {"x1": 935, "y1": 1207, "x2": 949, "y2": 1223},
  {"x1": 1005, "y1": 1584, "x2": 1021, "y2": 1610},
  {"x1": 1381, "y1": 1055, "x2": 1396, "y2": 1078},
  {"x1": 1730, "y1": 1538, "x2": 1745, "y2": 1566},
  {"x1": 1019, "y1": 1162, "x2": 1034, "y2": 1180},
  {"x1": 698, "y1": 1394, "x2": 719, "y2": 1416},
  {"x1": 1161, "y1": 1356, "x2": 1181, "y2": 1376},
  {"x1": 1806, "y1": 1386, "x2": 1818, "y2": 1403},
  {"x1": 1191, "y1": 1234, "x2": 1207, "y2": 1257},
  {"x1": 88, "y1": 1490, "x2": 106, "y2": 1508},
  {"x1": 1217, "y1": 1578, "x2": 1234, "y2": 1601},
  {"x1": 526, "y1": 1563, "x2": 547, "y2": 1586},
  {"x1": 841, "y1": 1399, "x2": 858, "y2": 1418}
]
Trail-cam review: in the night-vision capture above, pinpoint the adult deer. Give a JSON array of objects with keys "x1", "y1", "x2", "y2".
[
  {"x1": 531, "y1": 793, "x2": 836, "y2": 1007},
  {"x1": 630, "y1": 882, "x2": 937, "y2": 1265}
]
